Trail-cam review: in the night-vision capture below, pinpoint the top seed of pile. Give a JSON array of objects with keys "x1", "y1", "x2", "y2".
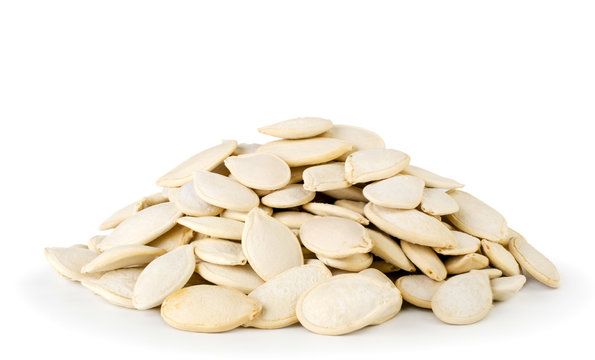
[{"x1": 45, "y1": 116, "x2": 560, "y2": 336}]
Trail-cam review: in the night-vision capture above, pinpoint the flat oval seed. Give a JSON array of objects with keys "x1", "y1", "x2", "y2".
[
  {"x1": 400, "y1": 240, "x2": 447, "y2": 281},
  {"x1": 45, "y1": 247, "x2": 100, "y2": 281},
  {"x1": 156, "y1": 140, "x2": 238, "y2": 187},
  {"x1": 98, "y1": 202, "x2": 182, "y2": 252},
  {"x1": 345, "y1": 148, "x2": 410, "y2": 184},
  {"x1": 242, "y1": 208, "x2": 304, "y2": 280},
  {"x1": 245, "y1": 263, "x2": 332, "y2": 329},
  {"x1": 358, "y1": 269, "x2": 402, "y2": 325},
  {"x1": 302, "y1": 163, "x2": 350, "y2": 191},
  {"x1": 195, "y1": 262, "x2": 264, "y2": 294},
  {"x1": 258, "y1": 117, "x2": 333, "y2": 139},
  {"x1": 177, "y1": 216, "x2": 244, "y2": 240},
  {"x1": 261, "y1": 184, "x2": 315, "y2": 208},
  {"x1": 365, "y1": 203, "x2": 456, "y2": 248},
  {"x1": 161, "y1": 285, "x2": 262, "y2": 333},
  {"x1": 168, "y1": 182, "x2": 223, "y2": 217},
  {"x1": 256, "y1": 138, "x2": 353, "y2": 167},
  {"x1": 433, "y1": 231, "x2": 481, "y2": 256},
  {"x1": 431, "y1": 271, "x2": 492, "y2": 325},
  {"x1": 272, "y1": 211, "x2": 315, "y2": 229},
  {"x1": 302, "y1": 202, "x2": 369, "y2": 225},
  {"x1": 224, "y1": 153, "x2": 291, "y2": 190},
  {"x1": 81, "y1": 245, "x2": 165, "y2": 274},
  {"x1": 396, "y1": 274, "x2": 443, "y2": 309},
  {"x1": 334, "y1": 199, "x2": 366, "y2": 215},
  {"x1": 147, "y1": 224, "x2": 195, "y2": 252},
  {"x1": 420, "y1": 188, "x2": 459, "y2": 216},
  {"x1": 296, "y1": 274, "x2": 402, "y2": 335},
  {"x1": 367, "y1": 228, "x2": 416, "y2": 272},
  {"x1": 316, "y1": 253, "x2": 373, "y2": 272},
  {"x1": 98, "y1": 192, "x2": 169, "y2": 231},
  {"x1": 193, "y1": 238, "x2": 247, "y2": 266},
  {"x1": 508, "y1": 232, "x2": 560, "y2": 288},
  {"x1": 323, "y1": 186, "x2": 368, "y2": 202},
  {"x1": 81, "y1": 268, "x2": 143, "y2": 308},
  {"x1": 321, "y1": 124, "x2": 386, "y2": 161},
  {"x1": 444, "y1": 253, "x2": 490, "y2": 274},
  {"x1": 402, "y1": 165, "x2": 464, "y2": 189},
  {"x1": 193, "y1": 170, "x2": 259, "y2": 212},
  {"x1": 475, "y1": 268, "x2": 503, "y2": 279},
  {"x1": 363, "y1": 175, "x2": 425, "y2": 209},
  {"x1": 220, "y1": 204, "x2": 273, "y2": 222},
  {"x1": 300, "y1": 216, "x2": 373, "y2": 258},
  {"x1": 446, "y1": 190, "x2": 508, "y2": 242},
  {"x1": 491, "y1": 275, "x2": 527, "y2": 301},
  {"x1": 132, "y1": 245, "x2": 196, "y2": 310},
  {"x1": 481, "y1": 240, "x2": 521, "y2": 276}
]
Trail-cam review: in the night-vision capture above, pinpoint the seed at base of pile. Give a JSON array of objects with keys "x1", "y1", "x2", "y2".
[
  {"x1": 261, "y1": 184, "x2": 315, "y2": 208},
  {"x1": 508, "y1": 232, "x2": 560, "y2": 288},
  {"x1": 193, "y1": 170, "x2": 259, "y2": 212},
  {"x1": 195, "y1": 262, "x2": 264, "y2": 294},
  {"x1": 256, "y1": 138, "x2": 353, "y2": 167},
  {"x1": 345, "y1": 148, "x2": 410, "y2": 184},
  {"x1": 364, "y1": 203, "x2": 456, "y2": 248},
  {"x1": 323, "y1": 186, "x2": 368, "y2": 202},
  {"x1": 446, "y1": 190, "x2": 508, "y2": 243},
  {"x1": 168, "y1": 182, "x2": 223, "y2": 217},
  {"x1": 431, "y1": 271, "x2": 493, "y2": 325},
  {"x1": 400, "y1": 240, "x2": 447, "y2": 281},
  {"x1": 296, "y1": 274, "x2": 402, "y2": 335},
  {"x1": 299, "y1": 216, "x2": 373, "y2": 258},
  {"x1": 241, "y1": 208, "x2": 304, "y2": 281},
  {"x1": 316, "y1": 252, "x2": 373, "y2": 272},
  {"x1": 358, "y1": 269, "x2": 402, "y2": 325},
  {"x1": 272, "y1": 211, "x2": 315, "y2": 229},
  {"x1": 81, "y1": 245, "x2": 166, "y2": 274},
  {"x1": 88, "y1": 235, "x2": 105, "y2": 253},
  {"x1": 98, "y1": 202, "x2": 182, "y2": 252},
  {"x1": 177, "y1": 216, "x2": 244, "y2": 240},
  {"x1": 402, "y1": 165, "x2": 463, "y2": 189},
  {"x1": 367, "y1": 228, "x2": 416, "y2": 272},
  {"x1": 321, "y1": 124, "x2": 386, "y2": 161},
  {"x1": 491, "y1": 275, "x2": 527, "y2": 301},
  {"x1": 258, "y1": 117, "x2": 333, "y2": 139},
  {"x1": 396, "y1": 274, "x2": 443, "y2": 309},
  {"x1": 444, "y1": 253, "x2": 489, "y2": 275},
  {"x1": 302, "y1": 162, "x2": 350, "y2": 192},
  {"x1": 302, "y1": 202, "x2": 369, "y2": 225},
  {"x1": 132, "y1": 245, "x2": 196, "y2": 310},
  {"x1": 363, "y1": 175, "x2": 425, "y2": 209},
  {"x1": 420, "y1": 188, "x2": 459, "y2": 216},
  {"x1": 244, "y1": 263, "x2": 332, "y2": 329},
  {"x1": 161, "y1": 285, "x2": 262, "y2": 333},
  {"x1": 45, "y1": 246, "x2": 100, "y2": 282},
  {"x1": 481, "y1": 240, "x2": 521, "y2": 276},
  {"x1": 433, "y1": 231, "x2": 480, "y2": 256},
  {"x1": 147, "y1": 224, "x2": 195, "y2": 252},
  {"x1": 224, "y1": 153, "x2": 291, "y2": 190},
  {"x1": 193, "y1": 238, "x2": 247, "y2": 266},
  {"x1": 334, "y1": 199, "x2": 366, "y2": 215},
  {"x1": 81, "y1": 268, "x2": 143, "y2": 309},
  {"x1": 156, "y1": 140, "x2": 238, "y2": 187}
]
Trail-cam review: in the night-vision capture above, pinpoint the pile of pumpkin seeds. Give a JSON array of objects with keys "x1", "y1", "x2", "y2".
[{"x1": 45, "y1": 117, "x2": 560, "y2": 335}]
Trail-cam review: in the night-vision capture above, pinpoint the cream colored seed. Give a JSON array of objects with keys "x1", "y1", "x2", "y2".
[
  {"x1": 256, "y1": 138, "x2": 353, "y2": 167},
  {"x1": 363, "y1": 174, "x2": 425, "y2": 209},
  {"x1": 224, "y1": 153, "x2": 291, "y2": 190},
  {"x1": 147, "y1": 224, "x2": 195, "y2": 252},
  {"x1": 400, "y1": 240, "x2": 447, "y2": 281},
  {"x1": 333, "y1": 199, "x2": 366, "y2": 215},
  {"x1": 433, "y1": 231, "x2": 480, "y2": 256},
  {"x1": 302, "y1": 202, "x2": 369, "y2": 225},
  {"x1": 81, "y1": 245, "x2": 166, "y2": 274},
  {"x1": 272, "y1": 211, "x2": 315, "y2": 229},
  {"x1": 444, "y1": 253, "x2": 490, "y2": 275},
  {"x1": 82, "y1": 268, "x2": 143, "y2": 309},
  {"x1": 261, "y1": 184, "x2": 315, "y2": 208},
  {"x1": 508, "y1": 231, "x2": 560, "y2": 288},
  {"x1": 491, "y1": 275, "x2": 527, "y2": 301},
  {"x1": 177, "y1": 216, "x2": 244, "y2": 240},
  {"x1": 345, "y1": 148, "x2": 410, "y2": 184},
  {"x1": 315, "y1": 252, "x2": 373, "y2": 272},
  {"x1": 321, "y1": 124, "x2": 386, "y2": 161},
  {"x1": 168, "y1": 181, "x2": 223, "y2": 217},
  {"x1": 481, "y1": 239, "x2": 521, "y2": 276},
  {"x1": 420, "y1": 188, "x2": 459, "y2": 216},
  {"x1": 396, "y1": 274, "x2": 443, "y2": 309},
  {"x1": 193, "y1": 238, "x2": 247, "y2": 266},
  {"x1": 195, "y1": 262, "x2": 264, "y2": 294},
  {"x1": 193, "y1": 170, "x2": 259, "y2": 212},
  {"x1": 402, "y1": 165, "x2": 463, "y2": 189},
  {"x1": 302, "y1": 162, "x2": 350, "y2": 192},
  {"x1": 299, "y1": 216, "x2": 373, "y2": 258},
  {"x1": 367, "y1": 228, "x2": 416, "y2": 272},
  {"x1": 258, "y1": 117, "x2": 333, "y2": 139}
]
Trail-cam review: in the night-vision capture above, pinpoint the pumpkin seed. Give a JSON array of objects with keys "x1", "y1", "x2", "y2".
[
  {"x1": 345, "y1": 148, "x2": 410, "y2": 184},
  {"x1": 147, "y1": 224, "x2": 195, "y2": 252},
  {"x1": 396, "y1": 274, "x2": 443, "y2": 309},
  {"x1": 272, "y1": 211, "x2": 315, "y2": 228},
  {"x1": 178, "y1": 216, "x2": 244, "y2": 240},
  {"x1": 193, "y1": 169, "x2": 259, "y2": 212},
  {"x1": 224, "y1": 153, "x2": 291, "y2": 190},
  {"x1": 481, "y1": 240, "x2": 521, "y2": 276},
  {"x1": 193, "y1": 238, "x2": 247, "y2": 266},
  {"x1": 258, "y1": 117, "x2": 333, "y2": 139},
  {"x1": 81, "y1": 268, "x2": 143, "y2": 308},
  {"x1": 260, "y1": 184, "x2": 315, "y2": 208},
  {"x1": 402, "y1": 165, "x2": 463, "y2": 189},
  {"x1": 98, "y1": 192, "x2": 169, "y2": 231},
  {"x1": 168, "y1": 181, "x2": 223, "y2": 217},
  {"x1": 195, "y1": 262, "x2": 264, "y2": 294},
  {"x1": 220, "y1": 204, "x2": 273, "y2": 222},
  {"x1": 420, "y1": 188, "x2": 459, "y2": 216},
  {"x1": 316, "y1": 252, "x2": 373, "y2": 272},
  {"x1": 302, "y1": 162, "x2": 350, "y2": 191},
  {"x1": 82, "y1": 245, "x2": 166, "y2": 273},
  {"x1": 45, "y1": 246, "x2": 100, "y2": 281},
  {"x1": 233, "y1": 143, "x2": 261, "y2": 155},
  {"x1": 358, "y1": 268, "x2": 402, "y2": 325},
  {"x1": 87, "y1": 235, "x2": 105, "y2": 253},
  {"x1": 444, "y1": 253, "x2": 490, "y2": 274},
  {"x1": 367, "y1": 228, "x2": 416, "y2": 272},
  {"x1": 299, "y1": 216, "x2": 373, "y2": 258},
  {"x1": 257, "y1": 138, "x2": 352, "y2": 167},
  {"x1": 433, "y1": 231, "x2": 480, "y2": 256},
  {"x1": 363, "y1": 175, "x2": 425, "y2": 209},
  {"x1": 321, "y1": 124, "x2": 385, "y2": 161},
  {"x1": 491, "y1": 275, "x2": 527, "y2": 301},
  {"x1": 508, "y1": 231, "x2": 560, "y2": 288},
  {"x1": 302, "y1": 202, "x2": 369, "y2": 225},
  {"x1": 334, "y1": 199, "x2": 366, "y2": 215},
  {"x1": 400, "y1": 240, "x2": 447, "y2": 281}
]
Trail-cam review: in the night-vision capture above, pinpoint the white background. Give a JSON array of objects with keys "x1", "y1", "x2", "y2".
[{"x1": 1, "y1": 1, "x2": 594, "y2": 359}]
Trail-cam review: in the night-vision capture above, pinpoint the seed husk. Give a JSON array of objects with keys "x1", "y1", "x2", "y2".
[
  {"x1": 161, "y1": 285, "x2": 262, "y2": 333},
  {"x1": 299, "y1": 216, "x2": 373, "y2": 258},
  {"x1": 491, "y1": 275, "x2": 527, "y2": 301},
  {"x1": 177, "y1": 216, "x2": 244, "y2": 240},
  {"x1": 402, "y1": 165, "x2": 463, "y2": 189},
  {"x1": 193, "y1": 238, "x2": 247, "y2": 266},
  {"x1": 147, "y1": 224, "x2": 195, "y2": 252},
  {"x1": 358, "y1": 269, "x2": 402, "y2": 325},
  {"x1": 302, "y1": 202, "x2": 369, "y2": 225},
  {"x1": 367, "y1": 228, "x2": 416, "y2": 272},
  {"x1": 257, "y1": 138, "x2": 353, "y2": 167},
  {"x1": 508, "y1": 231, "x2": 560, "y2": 288},
  {"x1": 400, "y1": 240, "x2": 447, "y2": 281},
  {"x1": 82, "y1": 245, "x2": 166, "y2": 274},
  {"x1": 195, "y1": 262, "x2": 264, "y2": 294},
  {"x1": 302, "y1": 162, "x2": 350, "y2": 192},
  {"x1": 363, "y1": 175, "x2": 425, "y2": 209},
  {"x1": 258, "y1": 117, "x2": 333, "y2": 139},
  {"x1": 481, "y1": 240, "x2": 521, "y2": 276},
  {"x1": 420, "y1": 188, "x2": 459, "y2": 216},
  {"x1": 224, "y1": 153, "x2": 291, "y2": 190},
  {"x1": 316, "y1": 252, "x2": 373, "y2": 272},
  {"x1": 193, "y1": 169, "x2": 259, "y2": 212},
  {"x1": 396, "y1": 274, "x2": 443, "y2": 309},
  {"x1": 321, "y1": 124, "x2": 385, "y2": 161},
  {"x1": 345, "y1": 148, "x2": 410, "y2": 184},
  {"x1": 45, "y1": 246, "x2": 100, "y2": 282},
  {"x1": 272, "y1": 211, "x2": 315, "y2": 228},
  {"x1": 433, "y1": 231, "x2": 480, "y2": 256},
  {"x1": 168, "y1": 181, "x2": 224, "y2": 217},
  {"x1": 444, "y1": 253, "x2": 490, "y2": 275},
  {"x1": 81, "y1": 268, "x2": 143, "y2": 308},
  {"x1": 261, "y1": 184, "x2": 316, "y2": 208}
]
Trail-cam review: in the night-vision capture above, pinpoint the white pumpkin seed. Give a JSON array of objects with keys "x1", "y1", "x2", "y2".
[
  {"x1": 220, "y1": 204, "x2": 273, "y2": 222},
  {"x1": 299, "y1": 216, "x2": 373, "y2": 258},
  {"x1": 193, "y1": 238, "x2": 247, "y2": 266},
  {"x1": 45, "y1": 246, "x2": 100, "y2": 282},
  {"x1": 402, "y1": 165, "x2": 463, "y2": 189},
  {"x1": 177, "y1": 216, "x2": 244, "y2": 240},
  {"x1": 81, "y1": 268, "x2": 143, "y2": 308},
  {"x1": 446, "y1": 190, "x2": 508, "y2": 242},
  {"x1": 334, "y1": 199, "x2": 366, "y2": 215},
  {"x1": 396, "y1": 274, "x2": 443, "y2": 309},
  {"x1": 161, "y1": 285, "x2": 262, "y2": 333},
  {"x1": 132, "y1": 245, "x2": 196, "y2": 310},
  {"x1": 245, "y1": 263, "x2": 332, "y2": 329},
  {"x1": 98, "y1": 192, "x2": 169, "y2": 231},
  {"x1": 195, "y1": 262, "x2": 264, "y2": 294},
  {"x1": 323, "y1": 186, "x2": 368, "y2": 202},
  {"x1": 302, "y1": 162, "x2": 350, "y2": 191},
  {"x1": 257, "y1": 138, "x2": 352, "y2": 167},
  {"x1": 431, "y1": 271, "x2": 492, "y2": 325},
  {"x1": 367, "y1": 228, "x2": 416, "y2": 272},
  {"x1": 168, "y1": 181, "x2": 223, "y2": 216},
  {"x1": 491, "y1": 275, "x2": 527, "y2": 301},
  {"x1": 241, "y1": 208, "x2": 303, "y2": 280},
  {"x1": 508, "y1": 231, "x2": 560, "y2": 288},
  {"x1": 82, "y1": 245, "x2": 166, "y2": 273},
  {"x1": 147, "y1": 224, "x2": 195, "y2": 252},
  {"x1": 224, "y1": 153, "x2": 291, "y2": 190},
  {"x1": 260, "y1": 184, "x2": 315, "y2": 208},
  {"x1": 156, "y1": 140, "x2": 237, "y2": 187},
  {"x1": 193, "y1": 170, "x2": 259, "y2": 212},
  {"x1": 321, "y1": 124, "x2": 385, "y2": 161},
  {"x1": 444, "y1": 253, "x2": 490, "y2": 274},
  {"x1": 345, "y1": 148, "x2": 410, "y2": 184},
  {"x1": 258, "y1": 117, "x2": 333, "y2": 139},
  {"x1": 302, "y1": 202, "x2": 369, "y2": 225},
  {"x1": 316, "y1": 252, "x2": 373, "y2": 272},
  {"x1": 433, "y1": 231, "x2": 480, "y2": 256},
  {"x1": 98, "y1": 202, "x2": 182, "y2": 252},
  {"x1": 364, "y1": 203, "x2": 456, "y2": 248},
  {"x1": 481, "y1": 239, "x2": 521, "y2": 276},
  {"x1": 420, "y1": 188, "x2": 459, "y2": 216},
  {"x1": 272, "y1": 211, "x2": 315, "y2": 229},
  {"x1": 400, "y1": 240, "x2": 447, "y2": 281},
  {"x1": 358, "y1": 269, "x2": 402, "y2": 325},
  {"x1": 363, "y1": 175, "x2": 425, "y2": 209}
]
